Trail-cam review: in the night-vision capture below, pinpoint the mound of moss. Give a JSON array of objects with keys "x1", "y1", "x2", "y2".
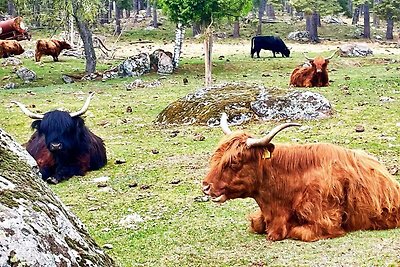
[{"x1": 156, "y1": 83, "x2": 333, "y2": 126}]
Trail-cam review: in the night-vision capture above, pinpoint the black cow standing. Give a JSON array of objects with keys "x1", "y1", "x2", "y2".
[
  {"x1": 251, "y1": 36, "x2": 290, "y2": 58},
  {"x1": 12, "y1": 93, "x2": 107, "y2": 184}
]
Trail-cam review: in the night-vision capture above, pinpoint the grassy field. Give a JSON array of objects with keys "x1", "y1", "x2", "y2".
[{"x1": 1, "y1": 20, "x2": 400, "y2": 266}]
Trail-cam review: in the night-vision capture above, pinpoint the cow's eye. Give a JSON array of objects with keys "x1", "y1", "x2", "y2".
[{"x1": 230, "y1": 162, "x2": 242, "y2": 171}]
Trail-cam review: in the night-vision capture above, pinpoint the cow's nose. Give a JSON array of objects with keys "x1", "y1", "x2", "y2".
[
  {"x1": 50, "y1": 143, "x2": 62, "y2": 151},
  {"x1": 316, "y1": 69, "x2": 322, "y2": 73},
  {"x1": 202, "y1": 184, "x2": 211, "y2": 195}
]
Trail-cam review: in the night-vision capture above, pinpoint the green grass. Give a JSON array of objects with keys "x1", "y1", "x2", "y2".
[{"x1": 1, "y1": 27, "x2": 400, "y2": 267}]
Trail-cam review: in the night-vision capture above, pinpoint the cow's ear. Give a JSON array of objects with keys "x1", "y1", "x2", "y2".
[
  {"x1": 266, "y1": 143, "x2": 275, "y2": 154},
  {"x1": 31, "y1": 120, "x2": 41, "y2": 130},
  {"x1": 325, "y1": 59, "x2": 330, "y2": 64}
]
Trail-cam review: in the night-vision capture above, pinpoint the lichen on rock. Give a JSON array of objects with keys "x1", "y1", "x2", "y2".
[
  {"x1": 155, "y1": 82, "x2": 333, "y2": 126},
  {"x1": 0, "y1": 128, "x2": 115, "y2": 267}
]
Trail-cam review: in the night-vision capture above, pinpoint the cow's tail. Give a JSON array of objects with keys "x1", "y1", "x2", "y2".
[{"x1": 250, "y1": 37, "x2": 255, "y2": 56}]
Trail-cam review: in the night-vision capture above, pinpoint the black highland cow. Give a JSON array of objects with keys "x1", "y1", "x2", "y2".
[
  {"x1": 251, "y1": 36, "x2": 290, "y2": 58},
  {"x1": 12, "y1": 93, "x2": 107, "y2": 184}
]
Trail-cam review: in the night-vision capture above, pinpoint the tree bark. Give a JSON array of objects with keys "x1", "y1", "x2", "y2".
[
  {"x1": 72, "y1": 2, "x2": 97, "y2": 74},
  {"x1": 256, "y1": 0, "x2": 266, "y2": 35},
  {"x1": 309, "y1": 11, "x2": 319, "y2": 42},
  {"x1": 386, "y1": 14, "x2": 394, "y2": 40},
  {"x1": 115, "y1": 5, "x2": 122, "y2": 35},
  {"x1": 363, "y1": 3, "x2": 370, "y2": 38},
  {"x1": 204, "y1": 24, "x2": 213, "y2": 87},
  {"x1": 352, "y1": 7, "x2": 360, "y2": 25},
  {"x1": 172, "y1": 23, "x2": 185, "y2": 69},
  {"x1": 192, "y1": 22, "x2": 201, "y2": 36},
  {"x1": 152, "y1": 0, "x2": 158, "y2": 28},
  {"x1": 146, "y1": 0, "x2": 151, "y2": 17},
  {"x1": 7, "y1": 0, "x2": 16, "y2": 16},
  {"x1": 0, "y1": 128, "x2": 115, "y2": 266},
  {"x1": 266, "y1": 4, "x2": 275, "y2": 20},
  {"x1": 233, "y1": 18, "x2": 240, "y2": 38},
  {"x1": 347, "y1": 0, "x2": 353, "y2": 15}
]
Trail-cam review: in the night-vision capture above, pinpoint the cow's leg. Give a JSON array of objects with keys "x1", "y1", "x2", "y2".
[
  {"x1": 265, "y1": 211, "x2": 290, "y2": 241},
  {"x1": 287, "y1": 224, "x2": 345, "y2": 242},
  {"x1": 248, "y1": 209, "x2": 266, "y2": 234},
  {"x1": 273, "y1": 51, "x2": 276, "y2": 57},
  {"x1": 256, "y1": 50, "x2": 260, "y2": 58},
  {"x1": 53, "y1": 55, "x2": 59, "y2": 62},
  {"x1": 54, "y1": 165, "x2": 85, "y2": 182},
  {"x1": 35, "y1": 52, "x2": 42, "y2": 62}
]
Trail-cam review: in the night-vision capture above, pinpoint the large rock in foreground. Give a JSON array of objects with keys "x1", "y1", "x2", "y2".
[
  {"x1": 0, "y1": 129, "x2": 115, "y2": 266},
  {"x1": 155, "y1": 83, "x2": 333, "y2": 126}
]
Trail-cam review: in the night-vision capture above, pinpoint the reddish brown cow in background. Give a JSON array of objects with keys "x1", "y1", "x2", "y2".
[
  {"x1": 0, "y1": 40, "x2": 24, "y2": 58},
  {"x1": 290, "y1": 51, "x2": 337, "y2": 87},
  {"x1": 202, "y1": 113, "x2": 400, "y2": 242},
  {"x1": 35, "y1": 39, "x2": 72, "y2": 62}
]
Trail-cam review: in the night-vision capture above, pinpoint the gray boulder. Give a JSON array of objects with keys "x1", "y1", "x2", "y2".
[
  {"x1": 339, "y1": 43, "x2": 373, "y2": 57},
  {"x1": 0, "y1": 128, "x2": 115, "y2": 267},
  {"x1": 16, "y1": 67, "x2": 36, "y2": 82},
  {"x1": 2, "y1": 57, "x2": 22, "y2": 66},
  {"x1": 156, "y1": 83, "x2": 333, "y2": 126},
  {"x1": 118, "y1": 52, "x2": 150, "y2": 77},
  {"x1": 287, "y1": 31, "x2": 310, "y2": 41},
  {"x1": 150, "y1": 49, "x2": 174, "y2": 75}
]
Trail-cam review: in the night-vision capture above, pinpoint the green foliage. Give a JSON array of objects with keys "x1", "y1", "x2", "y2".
[
  {"x1": 116, "y1": 0, "x2": 132, "y2": 10},
  {"x1": 0, "y1": 0, "x2": 7, "y2": 12},
  {"x1": 374, "y1": 0, "x2": 400, "y2": 21},
  {"x1": 290, "y1": 0, "x2": 343, "y2": 14},
  {"x1": 161, "y1": 0, "x2": 252, "y2": 26}
]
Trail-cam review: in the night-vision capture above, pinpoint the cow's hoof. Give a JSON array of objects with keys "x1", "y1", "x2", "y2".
[{"x1": 46, "y1": 177, "x2": 59, "y2": 184}]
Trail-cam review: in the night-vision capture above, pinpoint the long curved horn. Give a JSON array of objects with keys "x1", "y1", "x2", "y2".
[
  {"x1": 70, "y1": 92, "x2": 95, "y2": 117},
  {"x1": 220, "y1": 113, "x2": 232, "y2": 135},
  {"x1": 12, "y1": 101, "x2": 44, "y2": 119},
  {"x1": 326, "y1": 50, "x2": 338, "y2": 60},
  {"x1": 303, "y1": 52, "x2": 313, "y2": 61},
  {"x1": 246, "y1": 123, "x2": 301, "y2": 147}
]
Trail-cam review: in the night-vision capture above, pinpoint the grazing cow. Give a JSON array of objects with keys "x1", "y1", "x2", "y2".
[
  {"x1": 251, "y1": 36, "x2": 290, "y2": 58},
  {"x1": 35, "y1": 39, "x2": 72, "y2": 62},
  {"x1": 0, "y1": 40, "x2": 24, "y2": 58},
  {"x1": 202, "y1": 113, "x2": 400, "y2": 242},
  {"x1": 290, "y1": 51, "x2": 336, "y2": 87},
  {"x1": 12, "y1": 93, "x2": 107, "y2": 184}
]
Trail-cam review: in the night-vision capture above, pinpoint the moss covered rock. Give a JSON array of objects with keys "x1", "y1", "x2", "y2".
[
  {"x1": 0, "y1": 129, "x2": 115, "y2": 267},
  {"x1": 155, "y1": 82, "x2": 333, "y2": 126}
]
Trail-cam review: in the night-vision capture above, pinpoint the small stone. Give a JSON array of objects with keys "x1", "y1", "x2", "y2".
[
  {"x1": 170, "y1": 179, "x2": 181, "y2": 185},
  {"x1": 151, "y1": 149, "x2": 159, "y2": 154},
  {"x1": 355, "y1": 125, "x2": 365, "y2": 132},
  {"x1": 389, "y1": 166, "x2": 399, "y2": 175},
  {"x1": 92, "y1": 176, "x2": 110, "y2": 183},
  {"x1": 126, "y1": 106, "x2": 133, "y2": 113},
  {"x1": 262, "y1": 73, "x2": 271, "y2": 77},
  {"x1": 103, "y1": 244, "x2": 113, "y2": 249},
  {"x1": 193, "y1": 133, "x2": 205, "y2": 141},
  {"x1": 115, "y1": 159, "x2": 126, "y2": 164},
  {"x1": 128, "y1": 182, "x2": 138, "y2": 188},
  {"x1": 183, "y1": 78, "x2": 188, "y2": 85},
  {"x1": 194, "y1": 195, "x2": 210, "y2": 202},
  {"x1": 140, "y1": 185, "x2": 150, "y2": 190},
  {"x1": 97, "y1": 183, "x2": 108, "y2": 188},
  {"x1": 62, "y1": 75, "x2": 74, "y2": 84}
]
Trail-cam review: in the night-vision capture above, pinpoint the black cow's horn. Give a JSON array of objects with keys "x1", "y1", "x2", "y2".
[
  {"x1": 220, "y1": 113, "x2": 232, "y2": 135},
  {"x1": 246, "y1": 123, "x2": 301, "y2": 147},
  {"x1": 303, "y1": 52, "x2": 313, "y2": 61},
  {"x1": 12, "y1": 101, "x2": 44, "y2": 119},
  {"x1": 70, "y1": 92, "x2": 95, "y2": 117},
  {"x1": 326, "y1": 50, "x2": 338, "y2": 60}
]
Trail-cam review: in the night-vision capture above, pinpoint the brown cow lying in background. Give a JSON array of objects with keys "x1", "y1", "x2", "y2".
[
  {"x1": 0, "y1": 40, "x2": 25, "y2": 58},
  {"x1": 35, "y1": 39, "x2": 72, "y2": 62},
  {"x1": 202, "y1": 113, "x2": 400, "y2": 242},
  {"x1": 290, "y1": 51, "x2": 337, "y2": 87}
]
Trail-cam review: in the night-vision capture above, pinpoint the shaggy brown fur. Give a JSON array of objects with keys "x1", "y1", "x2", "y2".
[
  {"x1": 290, "y1": 56, "x2": 330, "y2": 87},
  {"x1": 0, "y1": 40, "x2": 24, "y2": 58},
  {"x1": 203, "y1": 131, "x2": 400, "y2": 241},
  {"x1": 35, "y1": 39, "x2": 72, "y2": 62}
]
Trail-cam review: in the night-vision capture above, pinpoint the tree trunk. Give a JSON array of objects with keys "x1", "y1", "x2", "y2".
[
  {"x1": 0, "y1": 128, "x2": 115, "y2": 266},
  {"x1": 204, "y1": 24, "x2": 213, "y2": 87},
  {"x1": 347, "y1": 0, "x2": 353, "y2": 15},
  {"x1": 69, "y1": 15, "x2": 74, "y2": 46},
  {"x1": 126, "y1": 9, "x2": 131, "y2": 18},
  {"x1": 152, "y1": 0, "x2": 158, "y2": 28},
  {"x1": 192, "y1": 22, "x2": 201, "y2": 36},
  {"x1": 373, "y1": 0, "x2": 381, "y2": 27},
  {"x1": 72, "y1": 8, "x2": 97, "y2": 74},
  {"x1": 233, "y1": 18, "x2": 240, "y2": 38},
  {"x1": 363, "y1": 3, "x2": 370, "y2": 38},
  {"x1": 256, "y1": 0, "x2": 266, "y2": 35},
  {"x1": 32, "y1": 1, "x2": 41, "y2": 27},
  {"x1": 317, "y1": 13, "x2": 321, "y2": 27},
  {"x1": 352, "y1": 7, "x2": 360, "y2": 25},
  {"x1": 108, "y1": 0, "x2": 113, "y2": 20},
  {"x1": 172, "y1": 23, "x2": 185, "y2": 69},
  {"x1": 306, "y1": 14, "x2": 312, "y2": 32},
  {"x1": 386, "y1": 14, "x2": 394, "y2": 40},
  {"x1": 266, "y1": 4, "x2": 275, "y2": 20},
  {"x1": 309, "y1": 11, "x2": 319, "y2": 42},
  {"x1": 7, "y1": 0, "x2": 16, "y2": 16},
  {"x1": 115, "y1": 5, "x2": 122, "y2": 35},
  {"x1": 146, "y1": 0, "x2": 151, "y2": 17}
]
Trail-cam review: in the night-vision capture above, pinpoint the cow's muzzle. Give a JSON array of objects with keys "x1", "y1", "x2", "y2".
[
  {"x1": 202, "y1": 184, "x2": 211, "y2": 195},
  {"x1": 49, "y1": 142, "x2": 63, "y2": 151}
]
